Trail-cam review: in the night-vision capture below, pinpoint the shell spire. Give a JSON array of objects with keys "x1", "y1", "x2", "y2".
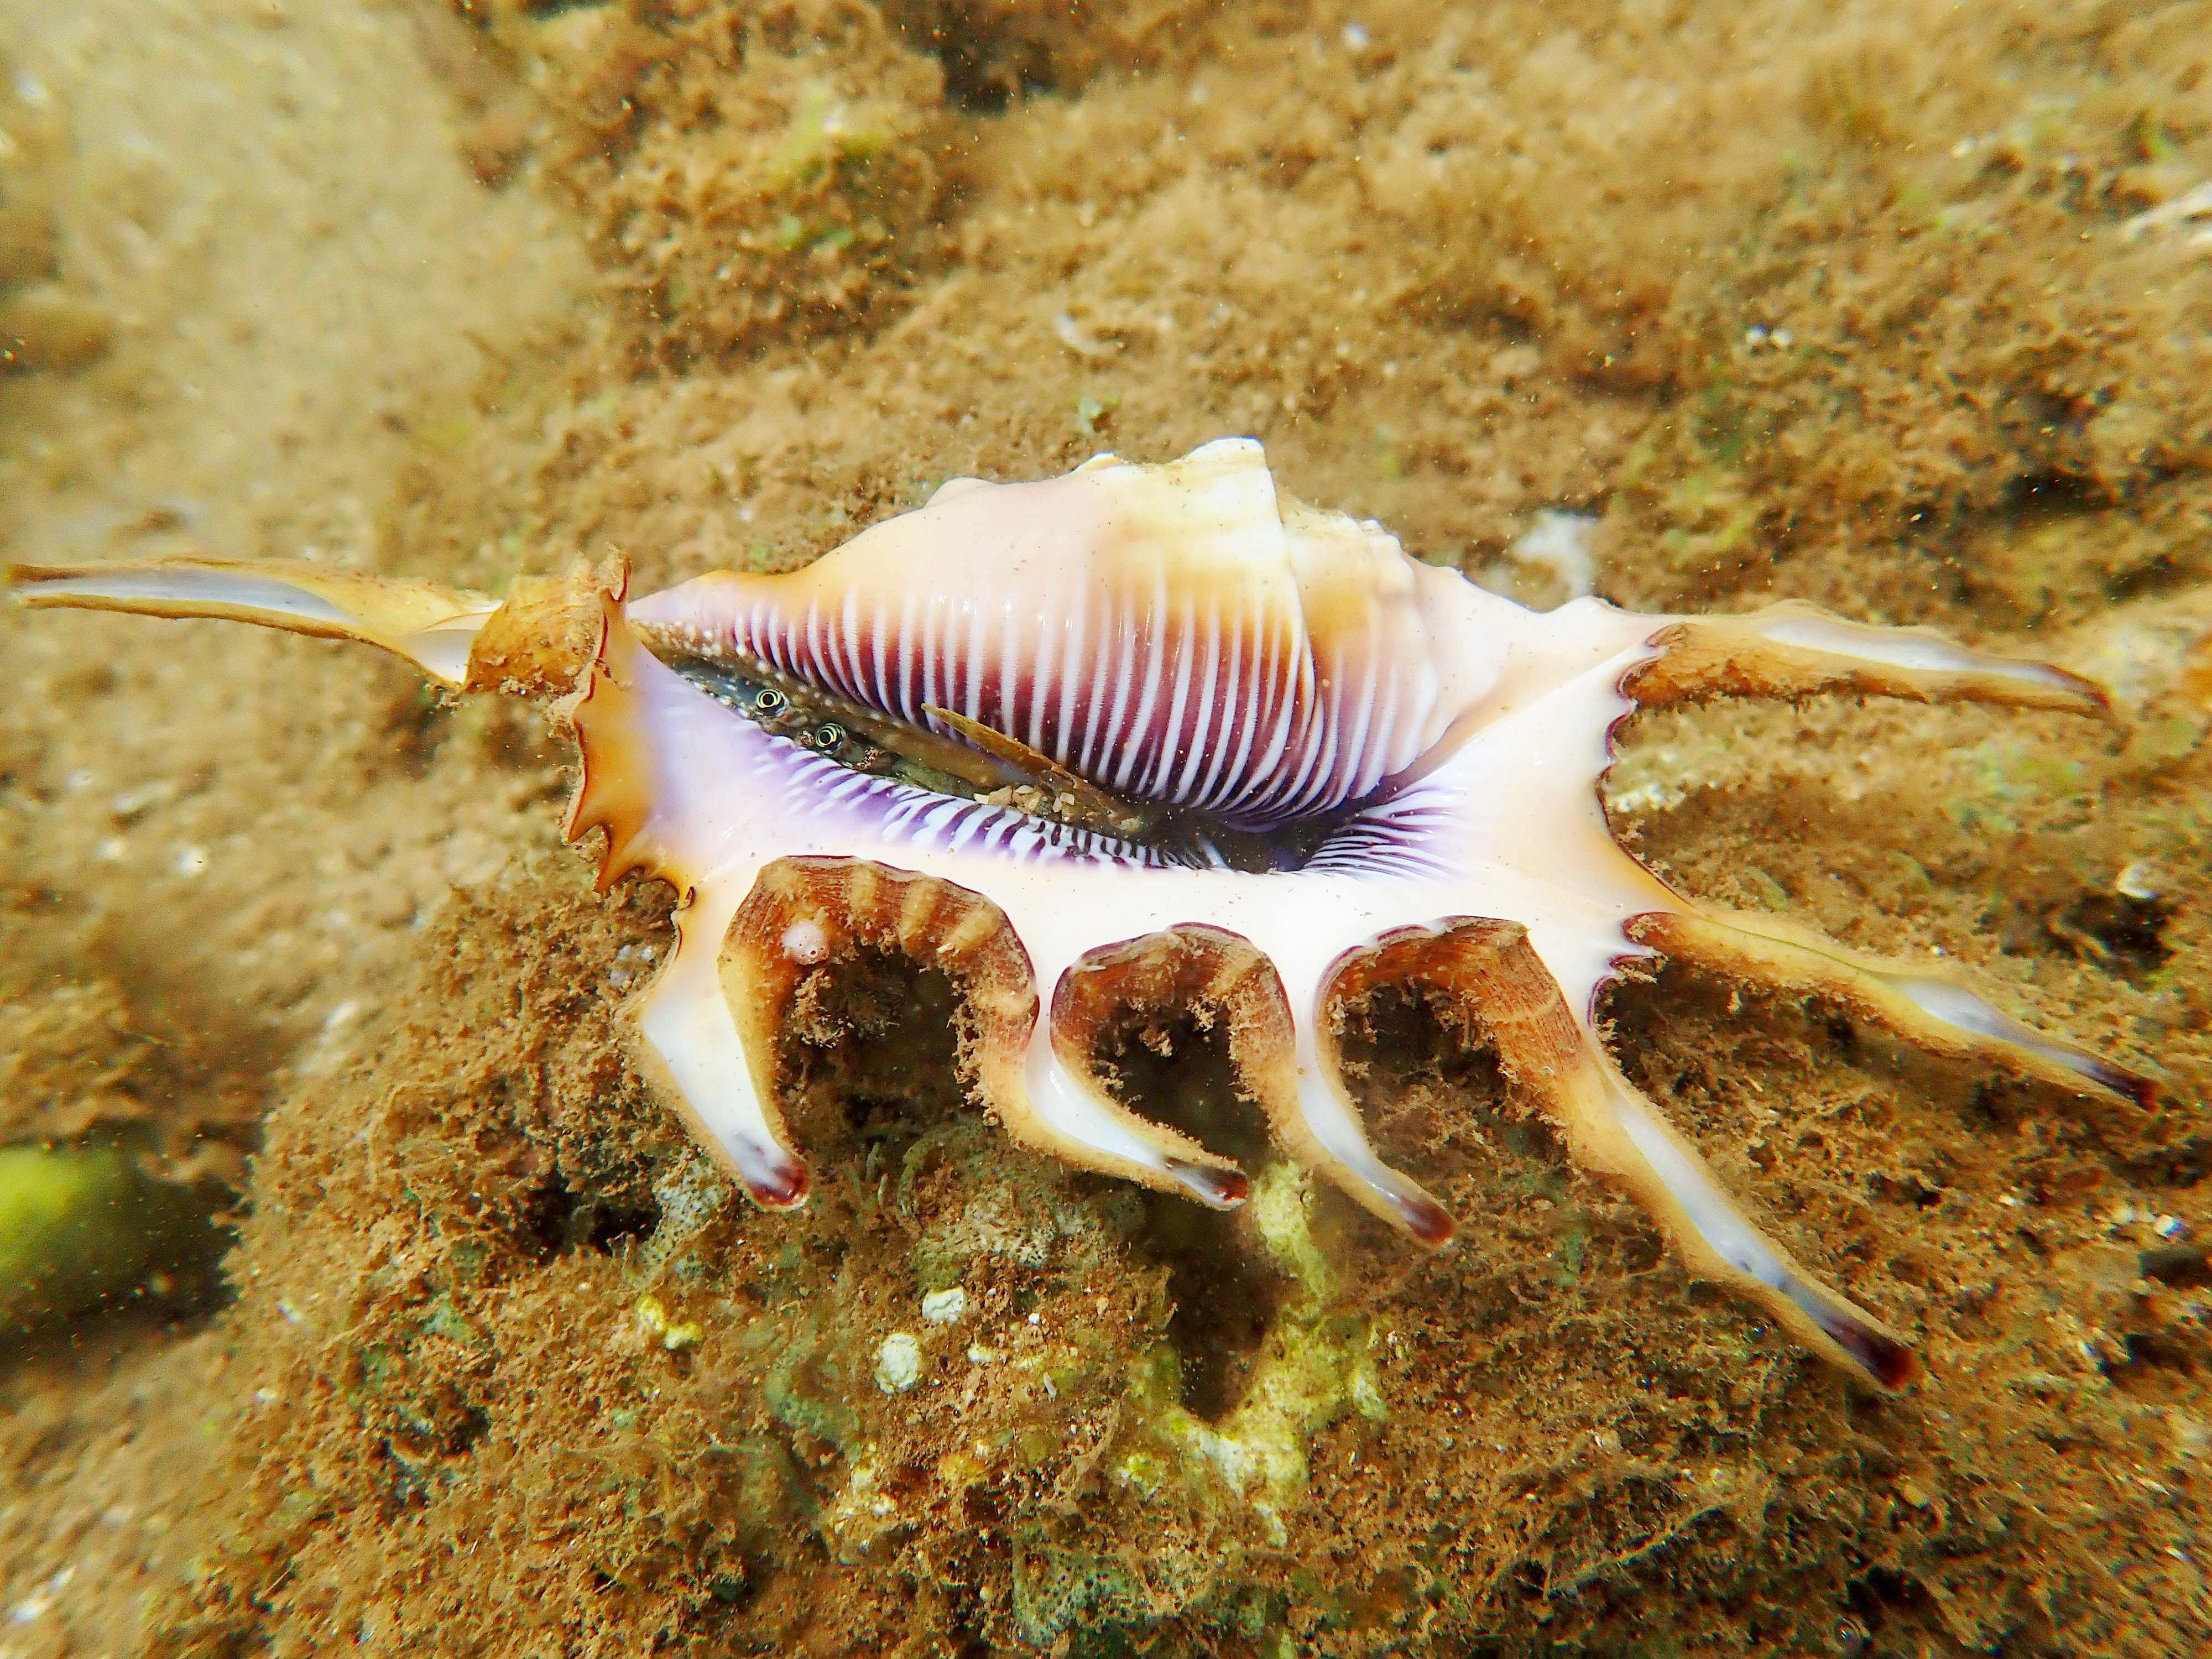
[{"x1": 626, "y1": 439, "x2": 1516, "y2": 827}]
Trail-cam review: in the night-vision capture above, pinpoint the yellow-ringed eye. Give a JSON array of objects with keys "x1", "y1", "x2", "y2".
[
  {"x1": 753, "y1": 687, "x2": 787, "y2": 714},
  {"x1": 812, "y1": 722, "x2": 847, "y2": 752}
]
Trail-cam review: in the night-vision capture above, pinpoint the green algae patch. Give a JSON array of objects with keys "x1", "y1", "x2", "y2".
[
  {"x1": 763, "y1": 1313, "x2": 863, "y2": 1457},
  {"x1": 0, "y1": 1143, "x2": 214, "y2": 1331},
  {"x1": 1010, "y1": 1532, "x2": 1156, "y2": 1651},
  {"x1": 1112, "y1": 1165, "x2": 1388, "y2": 1542}
]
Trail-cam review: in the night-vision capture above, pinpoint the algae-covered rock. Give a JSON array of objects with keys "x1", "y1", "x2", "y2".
[{"x1": 477, "y1": 0, "x2": 952, "y2": 366}]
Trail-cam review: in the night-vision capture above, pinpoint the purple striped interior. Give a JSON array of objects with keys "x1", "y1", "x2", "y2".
[
  {"x1": 665, "y1": 652, "x2": 1455, "y2": 881},
  {"x1": 713, "y1": 588, "x2": 1424, "y2": 830}
]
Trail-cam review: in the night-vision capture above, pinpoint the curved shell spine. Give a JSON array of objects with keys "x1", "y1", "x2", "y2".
[{"x1": 627, "y1": 438, "x2": 1511, "y2": 827}]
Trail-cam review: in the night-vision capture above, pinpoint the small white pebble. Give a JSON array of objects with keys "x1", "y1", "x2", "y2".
[
  {"x1": 1607, "y1": 780, "x2": 1687, "y2": 817},
  {"x1": 874, "y1": 1331, "x2": 922, "y2": 1394},
  {"x1": 1350, "y1": 1369, "x2": 1387, "y2": 1418},
  {"x1": 1341, "y1": 22, "x2": 1370, "y2": 50},
  {"x1": 1507, "y1": 509, "x2": 1600, "y2": 602},
  {"x1": 110, "y1": 779, "x2": 180, "y2": 822},
  {"x1": 98, "y1": 836, "x2": 128, "y2": 862},
  {"x1": 2157, "y1": 1215, "x2": 2189, "y2": 1240},
  {"x1": 174, "y1": 844, "x2": 208, "y2": 877},
  {"x1": 2117, "y1": 860, "x2": 2164, "y2": 901},
  {"x1": 1052, "y1": 311, "x2": 1113, "y2": 359},
  {"x1": 2122, "y1": 182, "x2": 2212, "y2": 244},
  {"x1": 921, "y1": 1287, "x2": 968, "y2": 1324},
  {"x1": 1771, "y1": 327, "x2": 1794, "y2": 349},
  {"x1": 780, "y1": 918, "x2": 830, "y2": 964},
  {"x1": 1744, "y1": 324, "x2": 1769, "y2": 349},
  {"x1": 7, "y1": 1566, "x2": 73, "y2": 1626}
]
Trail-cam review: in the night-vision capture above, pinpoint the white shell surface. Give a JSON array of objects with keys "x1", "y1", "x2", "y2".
[{"x1": 628, "y1": 438, "x2": 1521, "y2": 827}]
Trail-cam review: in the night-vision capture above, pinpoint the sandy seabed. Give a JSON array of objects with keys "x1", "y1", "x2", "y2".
[{"x1": 3, "y1": 2, "x2": 2211, "y2": 1654}]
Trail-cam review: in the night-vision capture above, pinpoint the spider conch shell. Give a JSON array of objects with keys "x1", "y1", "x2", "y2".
[{"x1": 8, "y1": 437, "x2": 2137, "y2": 1391}]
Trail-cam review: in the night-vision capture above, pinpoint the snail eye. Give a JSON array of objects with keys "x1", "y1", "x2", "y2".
[
  {"x1": 753, "y1": 687, "x2": 787, "y2": 714},
  {"x1": 812, "y1": 723, "x2": 847, "y2": 751}
]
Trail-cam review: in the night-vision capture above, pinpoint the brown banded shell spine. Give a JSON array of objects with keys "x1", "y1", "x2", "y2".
[{"x1": 722, "y1": 857, "x2": 1040, "y2": 1133}]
